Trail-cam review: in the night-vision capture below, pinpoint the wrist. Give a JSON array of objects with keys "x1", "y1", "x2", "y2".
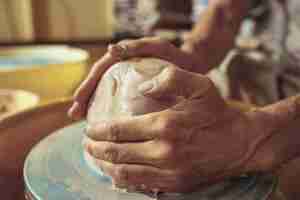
[
  {"x1": 219, "y1": 102, "x2": 274, "y2": 175},
  {"x1": 180, "y1": 30, "x2": 229, "y2": 73},
  {"x1": 179, "y1": 45, "x2": 214, "y2": 74},
  {"x1": 244, "y1": 96, "x2": 300, "y2": 173},
  {"x1": 181, "y1": 0, "x2": 247, "y2": 72}
]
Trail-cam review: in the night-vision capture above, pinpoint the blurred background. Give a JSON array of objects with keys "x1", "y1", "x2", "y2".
[
  {"x1": 1, "y1": 1, "x2": 300, "y2": 199},
  {"x1": 0, "y1": 0, "x2": 192, "y2": 43},
  {"x1": 0, "y1": 0, "x2": 269, "y2": 107},
  {"x1": 0, "y1": 0, "x2": 196, "y2": 107}
]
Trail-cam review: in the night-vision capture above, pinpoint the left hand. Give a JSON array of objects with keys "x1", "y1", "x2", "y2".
[
  {"x1": 84, "y1": 66, "x2": 274, "y2": 193},
  {"x1": 68, "y1": 37, "x2": 212, "y2": 120}
]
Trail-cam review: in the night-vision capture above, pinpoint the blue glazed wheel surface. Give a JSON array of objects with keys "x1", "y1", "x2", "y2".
[{"x1": 24, "y1": 122, "x2": 277, "y2": 200}]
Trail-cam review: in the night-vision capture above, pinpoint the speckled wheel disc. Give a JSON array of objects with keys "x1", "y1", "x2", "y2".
[{"x1": 24, "y1": 122, "x2": 278, "y2": 200}]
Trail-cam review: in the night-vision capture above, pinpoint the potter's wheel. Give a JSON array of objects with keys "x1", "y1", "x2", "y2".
[{"x1": 24, "y1": 121, "x2": 278, "y2": 200}]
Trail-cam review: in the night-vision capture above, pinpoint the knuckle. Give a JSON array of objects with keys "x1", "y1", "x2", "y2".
[
  {"x1": 103, "y1": 143, "x2": 119, "y2": 163},
  {"x1": 86, "y1": 125, "x2": 96, "y2": 139},
  {"x1": 106, "y1": 122, "x2": 120, "y2": 141},
  {"x1": 156, "y1": 116, "x2": 171, "y2": 133},
  {"x1": 115, "y1": 165, "x2": 129, "y2": 183},
  {"x1": 157, "y1": 113, "x2": 178, "y2": 134},
  {"x1": 164, "y1": 67, "x2": 178, "y2": 83},
  {"x1": 154, "y1": 112, "x2": 187, "y2": 141},
  {"x1": 156, "y1": 142, "x2": 177, "y2": 164},
  {"x1": 160, "y1": 67, "x2": 183, "y2": 94}
]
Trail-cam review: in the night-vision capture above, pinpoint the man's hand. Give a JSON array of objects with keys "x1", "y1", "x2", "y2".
[
  {"x1": 84, "y1": 66, "x2": 275, "y2": 193},
  {"x1": 68, "y1": 37, "x2": 211, "y2": 120}
]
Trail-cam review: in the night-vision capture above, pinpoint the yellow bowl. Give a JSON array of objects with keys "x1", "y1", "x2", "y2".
[{"x1": 0, "y1": 46, "x2": 89, "y2": 103}]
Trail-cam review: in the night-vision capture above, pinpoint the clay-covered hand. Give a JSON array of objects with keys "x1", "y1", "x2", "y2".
[
  {"x1": 84, "y1": 65, "x2": 274, "y2": 193},
  {"x1": 68, "y1": 37, "x2": 210, "y2": 120}
]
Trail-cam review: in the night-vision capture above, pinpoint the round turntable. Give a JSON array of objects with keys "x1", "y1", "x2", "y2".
[{"x1": 24, "y1": 58, "x2": 279, "y2": 200}]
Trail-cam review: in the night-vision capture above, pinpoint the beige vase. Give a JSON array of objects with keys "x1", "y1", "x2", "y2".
[
  {"x1": 32, "y1": 0, "x2": 114, "y2": 41},
  {"x1": 0, "y1": 0, "x2": 34, "y2": 42}
]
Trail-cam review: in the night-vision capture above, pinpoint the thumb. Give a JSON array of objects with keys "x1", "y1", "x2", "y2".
[{"x1": 138, "y1": 66, "x2": 214, "y2": 100}]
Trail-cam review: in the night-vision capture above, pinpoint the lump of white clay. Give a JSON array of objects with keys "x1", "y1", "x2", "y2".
[
  {"x1": 86, "y1": 58, "x2": 179, "y2": 194},
  {"x1": 87, "y1": 58, "x2": 177, "y2": 126}
]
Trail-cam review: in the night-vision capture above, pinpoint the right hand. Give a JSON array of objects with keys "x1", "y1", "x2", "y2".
[
  {"x1": 68, "y1": 37, "x2": 211, "y2": 120},
  {"x1": 83, "y1": 62, "x2": 286, "y2": 192}
]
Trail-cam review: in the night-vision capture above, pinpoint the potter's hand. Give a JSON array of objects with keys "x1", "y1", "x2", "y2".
[
  {"x1": 68, "y1": 37, "x2": 210, "y2": 120},
  {"x1": 84, "y1": 66, "x2": 272, "y2": 193}
]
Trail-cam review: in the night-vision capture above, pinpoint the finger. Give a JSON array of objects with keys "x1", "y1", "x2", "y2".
[
  {"x1": 118, "y1": 37, "x2": 174, "y2": 58},
  {"x1": 138, "y1": 66, "x2": 214, "y2": 100},
  {"x1": 68, "y1": 37, "x2": 175, "y2": 120},
  {"x1": 67, "y1": 101, "x2": 82, "y2": 120},
  {"x1": 75, "y1": 44, "x2": 130, "y2": 104},
  {"x1": 136, "y1": 66, "x2": 226, "y2": 126},
  {"x1": 86, "y1": 113, "x2": 160, "y2": 142},
  {"x1": 69, "y1": 37, "x2": 201, "y2": 120},
  {"x1": 118, "y1": 37, "x2": 198, "y2": 72},
  {"x1": 69, "y1": 52, "x2": 121, "y2": 119},
  {"x1": 85, "y1": 140, "x2": 160, "y2": 166},
  {"x1": 93, "y1": 159, "x2": 180, "y2": 192}
]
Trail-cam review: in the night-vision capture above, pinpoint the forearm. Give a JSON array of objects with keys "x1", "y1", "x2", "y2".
[
  {"x1": 181, "y1": 0, "x2": 250, "y2": 73},
  {"x1": 247, "y1": 95, "x2": 300, "y2": 172}
]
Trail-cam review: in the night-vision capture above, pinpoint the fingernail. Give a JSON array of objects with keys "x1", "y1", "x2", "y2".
[
  {"x1": 85, "y1": 125, "x2": 90, "y2": 133},
  {"x1": 108, "y1": 44, "x2": 122, "y2": 57},
  {"x1": 85, "y1": 125, "x2": 94, "y2": 138},
  {"x1": 107, "y1": 44, "x2": 115, "y2": 52},
  {"x1": 68, "y1": 102, "x2": 77, "y2": 115},
  {"x1": 84, "y1": 142, "x2": 93, "y2": 154},
  {"x1": 72, "y1": 101, "x2": 79, "y2": 109},
  {"x1": 138, "y1": 81, "x2": 154, "y2": 94},
  {"x1": 68, "y1": 102, "x2": 80, "y2": 118}
]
